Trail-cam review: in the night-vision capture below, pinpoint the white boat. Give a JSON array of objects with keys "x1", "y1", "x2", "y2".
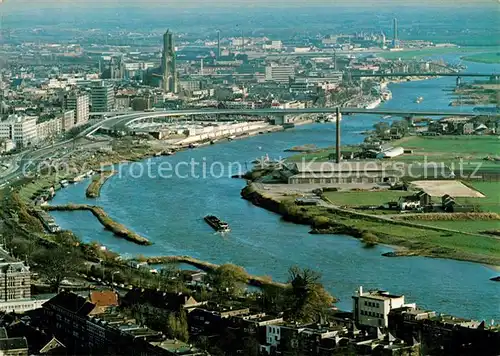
[{"x1": 415, "y1": 96, "x2": 424, "y2": 104}]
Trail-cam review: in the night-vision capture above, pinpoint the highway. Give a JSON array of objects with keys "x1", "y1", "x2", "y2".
[{"x1": 0, "y1": 137, "x2": 89, "y2": 186}]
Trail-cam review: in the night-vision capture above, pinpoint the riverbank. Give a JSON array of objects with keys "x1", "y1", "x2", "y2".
[
  {"x1": 240, "y1": 183, "x2": 500, "y2": 266},
  {"x1": 44, "y1": 204, "x2": 152, "y2": 246},
  {"x1": 461, "y1": 53, "x2": 500, "y2": 64},
  {"x1": 141, "y1": 255, "x2": 290, "y2": 290},
  {"x1": 86, "y1": 170, "x2": 115, "y2": 198}
]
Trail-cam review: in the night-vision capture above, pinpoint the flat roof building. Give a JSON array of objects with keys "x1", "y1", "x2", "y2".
[
  {"x1": 353, "y1": 286, "x2": 415, "y2": 328},
  {"x1": 0, "y1": 114, "x2": 38, "y2": 148},
  {"x1": 265, "y1": 64, "x2": 295, "y2": 84},
  {"x1": 65, "y1": 91, "x2": 90, "y2": 126},
  {"x1": 288, "y1": 161, "x2": 402, "y2": 185},
  {"x1": 90, "y1": 81, "x2": 115, "y2": 112}
]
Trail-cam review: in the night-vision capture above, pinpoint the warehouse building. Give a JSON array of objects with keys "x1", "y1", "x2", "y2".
[{"x1": 287, "y1": 161, "x2": 402, "y2": 184}]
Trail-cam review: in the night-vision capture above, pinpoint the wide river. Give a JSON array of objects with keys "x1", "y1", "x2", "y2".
[{"x1": 51, "y1": 53, "x2": 500, "y2": 321}]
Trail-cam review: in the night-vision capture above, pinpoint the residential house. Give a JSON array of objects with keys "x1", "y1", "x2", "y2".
[
  {"x1": 121, "y1": 289, "x2": 202, "y2": 313},
  {"x1": 415, "y1": 190, "x2": 432, "y2": 206},
  {"x1": 441, "y1": 194, "x2": 475, "y2": 213},
  {"x1": 42, "y1": 291, "x2": 205, "y2": 355},
  {"x1": 388, "y1": 306, "x2": 500, "y2": 355},
  {"x1": 397, "y1": 195, "x2": 421, "y2": 211},
  {"x1": 180, "y1": 270, "x2": 207, "y2": 286},
  {"x1": 188, "y1": 304, "x2": 250, "y2": 336},
  {"x1": 0, "y1": 327, "x2": 28, "y2": 356}
]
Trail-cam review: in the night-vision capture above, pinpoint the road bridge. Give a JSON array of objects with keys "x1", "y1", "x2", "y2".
[
  {"x1": 81, "y1": 107, "x2": 496, "y2": 138},
  {"x1": 349, "y1": 72, "x2": 498, "y2": 78}
]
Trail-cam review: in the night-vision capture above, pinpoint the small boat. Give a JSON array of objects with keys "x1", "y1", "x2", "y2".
[
  {"x1": 204, "y1": 215, "x2": 230, "y2": 233},
  {"x1": 415, "y1": 96, "x2": 424, "y2": 104},
  {"x1": 382, "y1": 115, "x2": 392, "y2": 120}
]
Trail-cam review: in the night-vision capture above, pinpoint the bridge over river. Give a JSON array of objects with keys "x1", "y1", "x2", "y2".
[{"x1": 82, "y1": 107, "x2": 500, "y2": 137}]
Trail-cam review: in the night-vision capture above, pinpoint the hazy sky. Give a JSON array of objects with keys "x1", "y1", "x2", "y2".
[{"x1": 3, "y1": 0, "x2": 499, "y2": 10}]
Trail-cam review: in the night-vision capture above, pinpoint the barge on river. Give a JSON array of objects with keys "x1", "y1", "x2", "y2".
[{"x1": 204, "y1": 215, "x2": 230, "y2": 232}]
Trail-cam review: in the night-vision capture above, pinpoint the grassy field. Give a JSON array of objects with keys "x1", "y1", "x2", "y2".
[
  {"x1": 391, "y1": 136, "x2": 500, "y2": 170},
  {"x1": 462, "y1": 52, "x2": 500, "y2": 64},
  {"x1": 456, "y1": 181, "x2": 500, "y2": 213},
  {"x1": 394, "y1": 136, "x2": 500, "y2": 159},
  {"x1": 323, "y1": 190, "x2": 409, "y2": 207},
  {"x1": 18, "y1": 175, "x2": 64, "y2": 202},
  {"x1": 318, "y1": 209, "x2": 500, "y2": 265},
  {"x1": 377, "y1": 46, "x2": 499, "y2": 60},
  {"x1": 406, "y1": 220, "x2": 500, "y2": 234}
]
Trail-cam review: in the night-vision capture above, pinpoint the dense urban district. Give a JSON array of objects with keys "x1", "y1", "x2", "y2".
[{"x1": 0, "y1": 6, "x2": 499, "y2": 356}]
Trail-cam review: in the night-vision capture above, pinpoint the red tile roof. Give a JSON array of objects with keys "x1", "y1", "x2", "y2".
[{"x1": 89, "y1": 290, "x2": 118, "y2": 307}]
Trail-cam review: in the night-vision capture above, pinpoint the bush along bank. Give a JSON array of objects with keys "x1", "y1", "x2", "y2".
[
  {"x1": 43, "y1": 204, "x2": 152, "y2": 246},
  {"x1": 142, "y1": 255, "x2": 290, "y2": 290}
]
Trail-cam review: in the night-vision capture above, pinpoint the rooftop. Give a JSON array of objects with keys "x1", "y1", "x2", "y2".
[
  {"x1": 355, "y1": 287, "x2": 404, "y2": 301},
  {"x1": 0, "y1": 337, "x2": 28, "y2": 351},
  {"x1": 89, "y1": 290, "x2": 119, "y2": 308},
  {"x1": 151, "y1": 339, "x2": 202, "y2": 354},
  {"x1": 293, "y1": 161, "x2": 397, "y2": 174},
  {"x1": 43, "y1": 291, "x2": 96, "y2": 316},
  {"x1": 0, "y1": 247, "x2": 17, "y2": 263}
]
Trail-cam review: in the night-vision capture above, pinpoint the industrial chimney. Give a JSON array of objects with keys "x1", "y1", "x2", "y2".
[{"x1": 336, "y1": 107, "x2": 341, "y2": 163}]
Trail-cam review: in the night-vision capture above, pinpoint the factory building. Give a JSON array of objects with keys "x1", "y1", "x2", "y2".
[{"x1": 287, "y1": 161, "x2": 401, "y2": 184}]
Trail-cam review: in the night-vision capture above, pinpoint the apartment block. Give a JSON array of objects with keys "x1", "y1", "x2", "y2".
[
  {"x1": 0, "y1": 114, "x2": 38, "y2": 147},
  {"x1": 64, "y1": 92, "x2": 90, "y2": 126}
]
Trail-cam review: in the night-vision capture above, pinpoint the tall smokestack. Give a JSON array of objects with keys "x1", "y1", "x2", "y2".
[
  {"x1": 393, "y1": 18, "x2": 398, "y2": 48},
  {"x1": 336, "y1": 107, "x2": 341, "y2": 163},
  {"x1": 217, "y1": 30, "x2": 221, "y2": 59}
]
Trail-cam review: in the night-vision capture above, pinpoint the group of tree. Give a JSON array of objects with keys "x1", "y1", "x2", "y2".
[
  {"x1": 285, "y1": 266, "x2": 335, "y2": 323},
  {"x1": 205, "y1": 263, "x2": 248, "y2": 300},
  {"x1": 259, "y1": 266, "x2": 335, "y2": 324},
  {"x1": 373, "y1": 119, "x2": 409, "y2": 138},
  {"x1": 32, "y1": 246, "x2": 83, "y2": 291},
  {"x1": 167, "y1": 309, "x2": 189, "y2": 341},
  {"x1": 206, "y1": 264, "x2": 334, "y2": 324},
  {"x1": 361, "y1": 231, "x2": 379, "y2": 247}
]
